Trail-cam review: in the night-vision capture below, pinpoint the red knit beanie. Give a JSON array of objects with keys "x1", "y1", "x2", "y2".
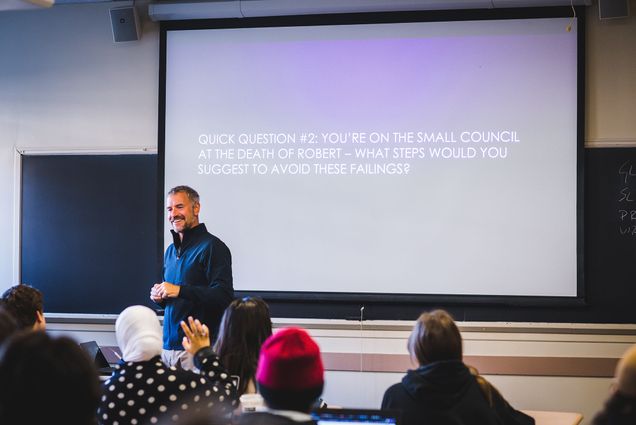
[{"x1": 256, "y1": 327, "x2": 324, "y2": 390}]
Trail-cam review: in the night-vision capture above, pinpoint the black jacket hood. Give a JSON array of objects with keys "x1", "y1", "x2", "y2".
[{"x1": 401, "y1": 360, "x2": 474, "y2": 408}]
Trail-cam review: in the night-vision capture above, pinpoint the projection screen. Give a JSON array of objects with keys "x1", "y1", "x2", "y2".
[{"x1": 162, "y1": 11, "x2": 581, "y2": 301}]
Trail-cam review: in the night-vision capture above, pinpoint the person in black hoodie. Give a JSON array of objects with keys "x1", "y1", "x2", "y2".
[{"x1": 381, "y1": 310, "x2": 533, "y2": 425}]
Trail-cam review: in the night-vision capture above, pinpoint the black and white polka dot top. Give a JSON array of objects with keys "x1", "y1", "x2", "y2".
[{"x1": 97, "y1": 347, "x2": 238, "y2": 425}]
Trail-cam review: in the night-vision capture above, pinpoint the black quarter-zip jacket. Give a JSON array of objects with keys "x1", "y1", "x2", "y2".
[{"x1": 159, "y1": 223, "x2": 234, "y2": 350}]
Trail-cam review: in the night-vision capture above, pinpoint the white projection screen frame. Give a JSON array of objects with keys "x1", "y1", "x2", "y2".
[{"x1": 160, "y1": 8, "x2": 584, "y2": 305}]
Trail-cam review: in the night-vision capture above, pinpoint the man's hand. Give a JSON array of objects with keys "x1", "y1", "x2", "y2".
[
  {"x1": 152, "y1": 282, "x2": 181, "y2": 300},
  {"x1": 181, "y1": 316, "x2": 211, "y2": 355},
  {"x1": 150, "y1": 284, "x2": 164, "y2": 303}
]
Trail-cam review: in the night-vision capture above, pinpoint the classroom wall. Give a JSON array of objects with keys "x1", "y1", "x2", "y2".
[
  {"x1": 586, "y1": 0, "x2": 636, "y2": 144},
  {"x1": 1, "y1": 1, "x2": 636, "y2": 423},
  {"x1": 0, "y1": 1, "x2": 159, "y2": 290}
]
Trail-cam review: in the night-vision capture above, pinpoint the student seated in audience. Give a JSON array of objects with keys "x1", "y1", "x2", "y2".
[
  {"x1": 0, "y1": 331, "x2": 101, "y2": 425},
  {"x1": 213, "y1": 296, "x2": 272, "y2": 397},
  {"x1": 0, "y1": 307, "x2": 18, "y2": 345},
  {"x1": 98, "y1": 305, "x2": 238, "y2": 425},
  {"x1": 592, "y1": 344, "x2": 636, "y2": 425},
  {"x1": 0, "y1": 284, "x2": 46, "y2": 330},
  {"x1": 238, "y1": 327, "x2": 324, "y2": 425},
  {"x1": 382, "y1": 309, "x2": 533, "y2": 425}
]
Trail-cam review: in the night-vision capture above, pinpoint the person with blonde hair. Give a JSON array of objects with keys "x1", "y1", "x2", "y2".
[
  {"x1": 592, "y1": 344, "x2": 636, "y2": 425},
  {"x1": 382, "y1": 309, "x2": 532, "y2": 425}
]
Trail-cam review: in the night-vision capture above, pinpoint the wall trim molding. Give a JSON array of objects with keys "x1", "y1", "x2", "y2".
[
  {"x1": 99, "y1": 346, "x2": 618, "y2": 378},
  {"x1": 321, "y1": 353, "x2": 618, "y2": 377}
]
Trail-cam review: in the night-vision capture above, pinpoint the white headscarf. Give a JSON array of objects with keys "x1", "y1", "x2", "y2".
[{"x1": 116, "y1": 305, "x2": 163, "y2": 362}]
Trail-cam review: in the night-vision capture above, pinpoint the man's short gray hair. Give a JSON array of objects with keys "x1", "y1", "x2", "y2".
[{"x1": 168, "y1": 185, "x2": 200, "y2": 205}]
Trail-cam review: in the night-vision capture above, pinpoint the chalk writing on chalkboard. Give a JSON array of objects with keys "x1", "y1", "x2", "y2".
[{"x1": 618, "y1": 160, "x2": 636, "y2": 236}]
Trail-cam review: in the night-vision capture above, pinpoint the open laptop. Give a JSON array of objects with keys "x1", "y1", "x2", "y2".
[
  {"x1": 312, "y1": 408, "x2": 399, "y2": 425},
  {"x1": 80, "y1": 341, "x2": 115, "y2": 376}
]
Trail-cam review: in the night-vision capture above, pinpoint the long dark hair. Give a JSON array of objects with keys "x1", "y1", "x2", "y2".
[{"x1": 213, "y1": 297, "x2": 272, "y2": 396}]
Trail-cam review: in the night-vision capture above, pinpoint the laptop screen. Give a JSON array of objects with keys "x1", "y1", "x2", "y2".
[
  {"x1": 79, "y1": 341, "x2": 114, "y2": 374},
  {"x1": 312, "y1": 408, "x2": 399, "y2": 425}
]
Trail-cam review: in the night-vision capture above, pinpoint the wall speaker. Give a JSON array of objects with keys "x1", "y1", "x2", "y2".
[
  {"x1": 599, "y1": 0, "x2": 630, "y2": 20},
  {"x1": 110, "y1": 6, "x2": 141, "y2": 43}
]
